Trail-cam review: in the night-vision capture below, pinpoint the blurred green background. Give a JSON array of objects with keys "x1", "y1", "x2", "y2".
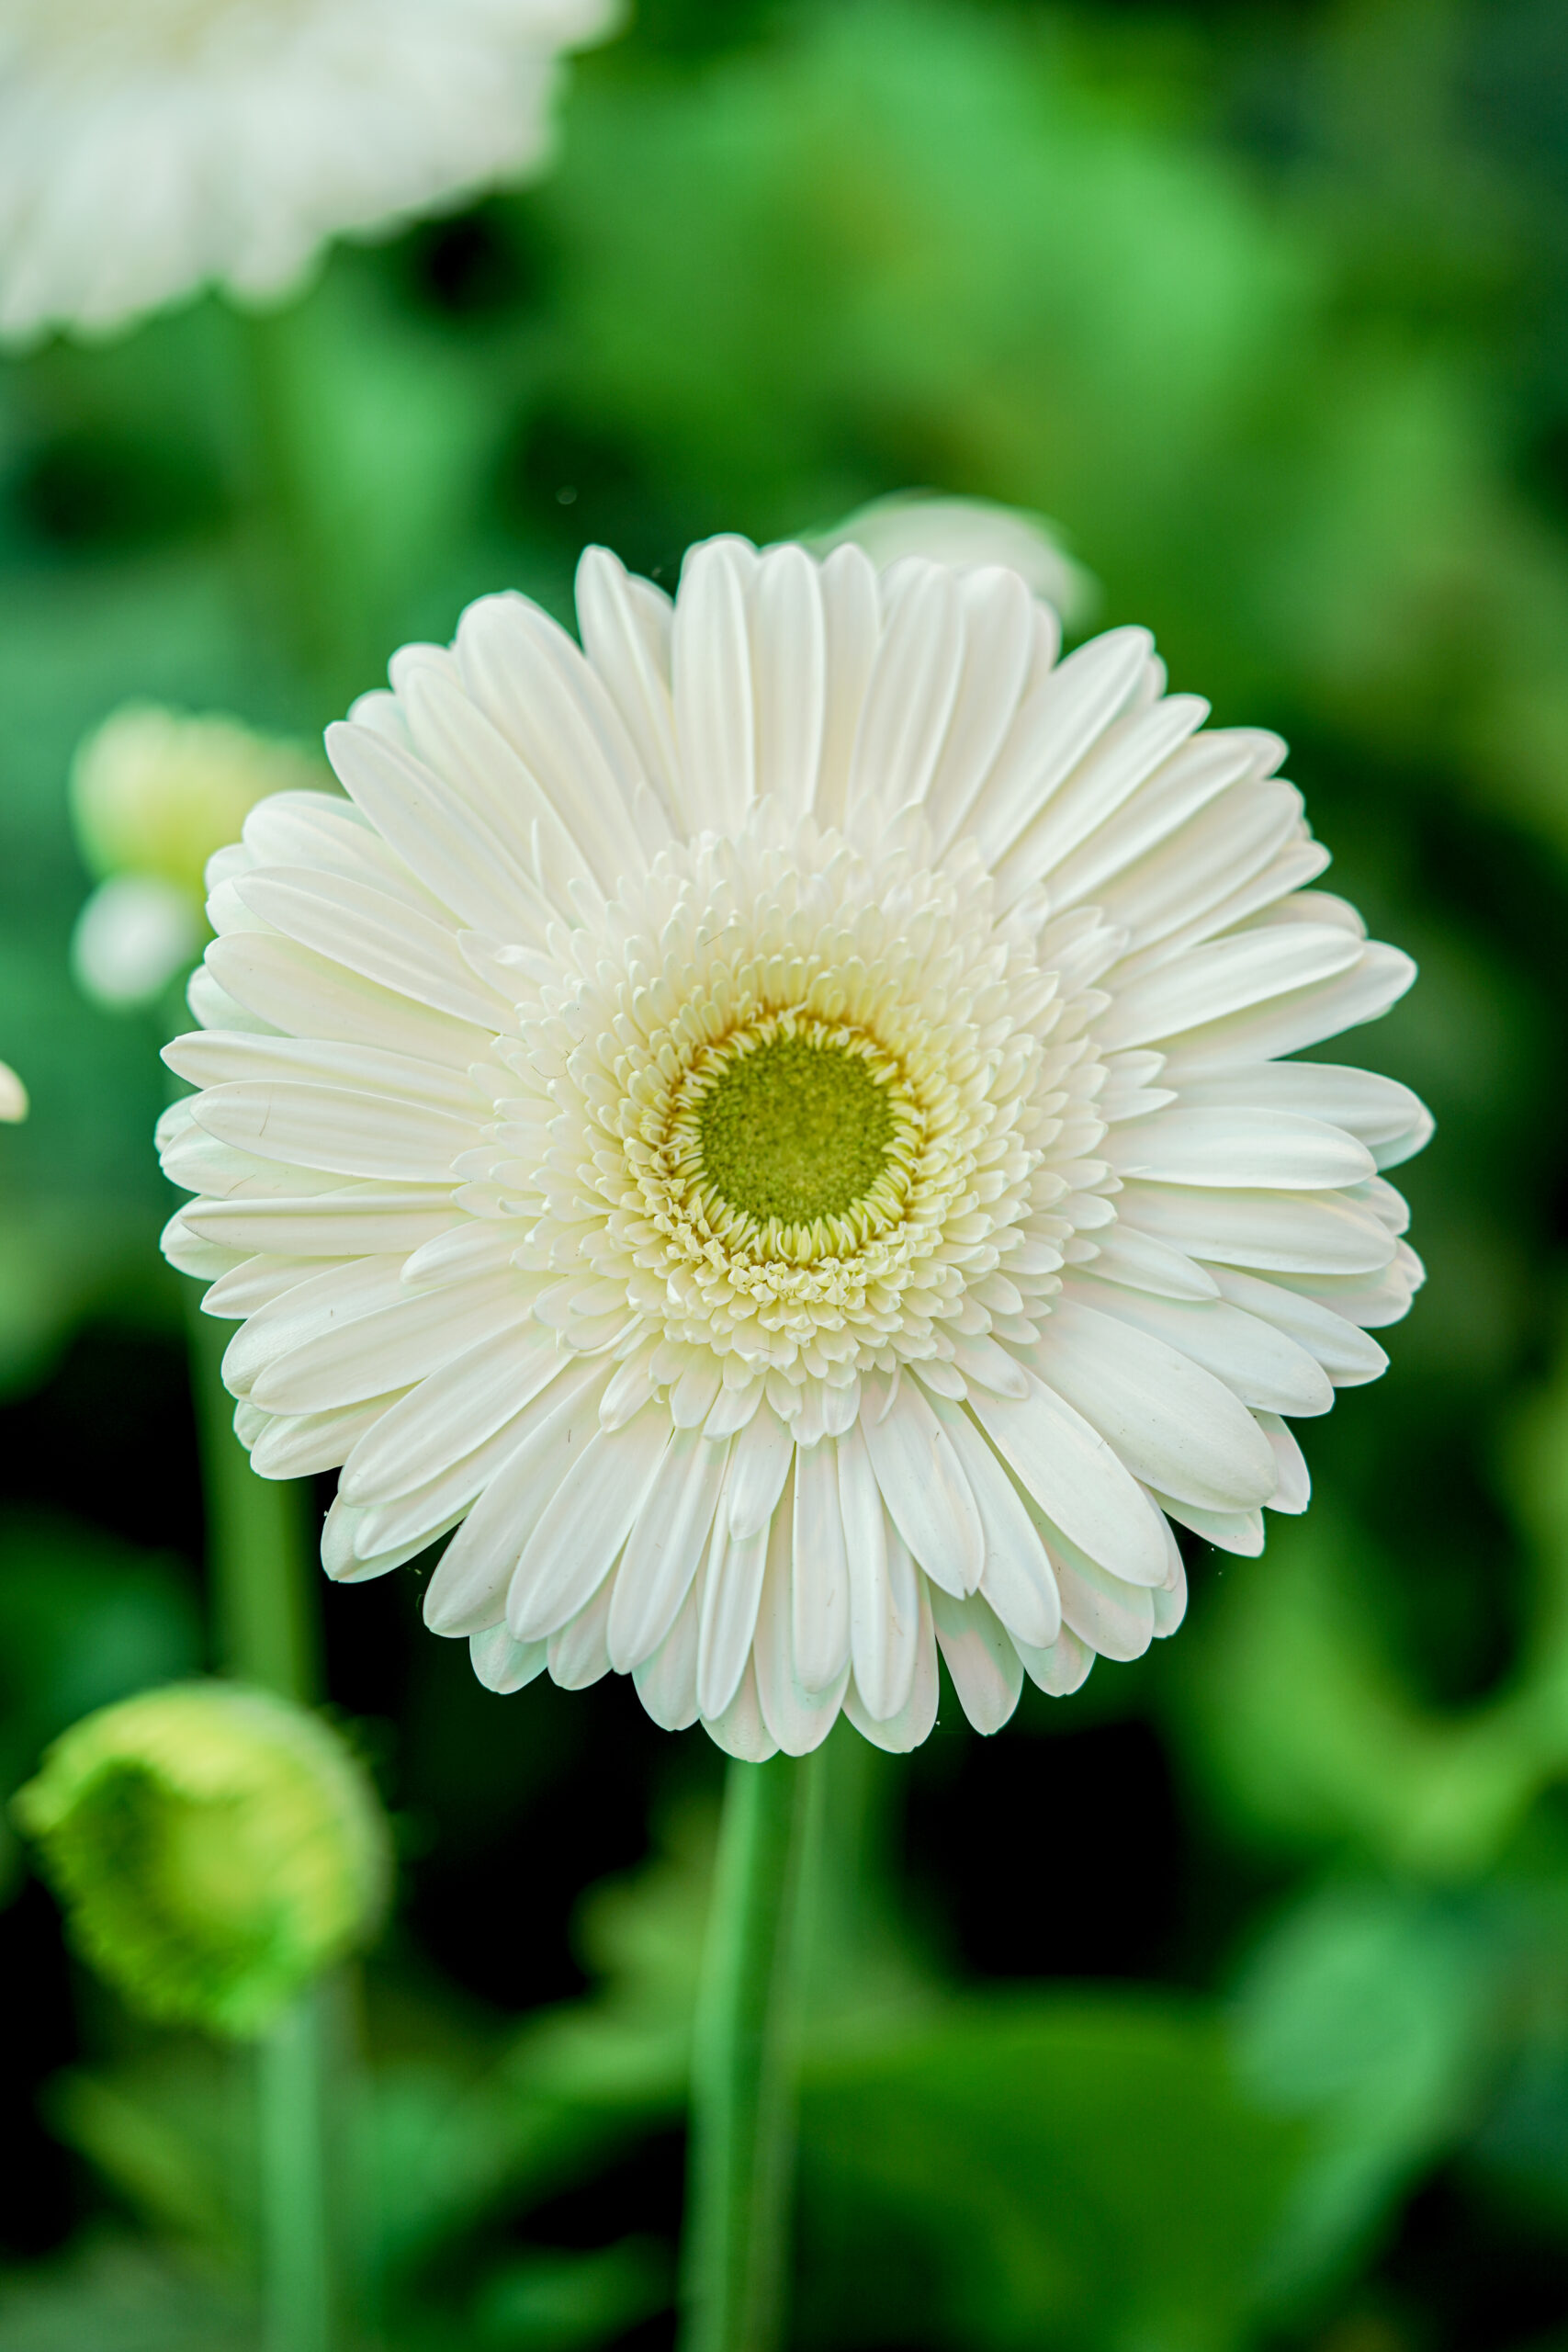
[{"x1": 4, "y1": 0, "x2": 1568, "y2": 2345}]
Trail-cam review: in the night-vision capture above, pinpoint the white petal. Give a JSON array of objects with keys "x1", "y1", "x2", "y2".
[
  {"x1": 726, "y1": 1402, "x2": 794, "y2": 1539},
  {"x1": 841, "y1": 1576, "x2": 939, "y2": 1752},
  {"x1": 813, "y1": 543, "x2": 881, "y2": 827},
  {"x1": 507, "y1": 1402, "x2": 672, "y2": 1644},
  {"x1": 421, "y1": 1358, "x2": 608, "y2": 1636},
  {"x1": 755, "y1": 1482, "x2": 849, "y2": 1756},
  {"x1": 1103, "y1": 1107, "x2": 1374, "y2": 1191},
  {"x1": 750, "y1": 545, "x2": 826, "y2": 818},
  {"x1": 970, "y1": 626, "x2": 1153, "y2": 867},
  {"x1": 1062, "y1": 1272, "x2": 1335, "y2": 1417},
  {"x1": 921, "y1": 1393, "x2": 1061, "y2": 1648},
  {"x1": 576, "y1": 548, "x2": 680, "y2": 809},
  {"x1": 1038, "y1": 1297, "x2": 1276, "y2": 1513},
  {"x1": 1042, "y1": 728, "x2": 1285, "y2": 914},
  {"x1": 321, "y1": 1495, "x2": 448, "y2": 1584},
  {"x1": 1156, "y1": 943, "x2": 1416, "y2": 1077},
  {"x1": 252, "y1": 1272, "x2": 534, "y2": 1415},
  {"x1": 164, "y1": 1031, "x2": 484, "y2": 1119},
  {"x1": 1175, "y1": 1060, "x2": 1433, "y2": 1170},
  {"x1": 1053, "y1": 1542, "x2": 1156, "y2": 1661},
  {"x1": 1013, "y1": 1625, "x2": 1095, "y2": 1697},
  {"x1": 236, "y1": 868, "x2": 511, "y2": 1032},
  {"x1": 1093, "y1": 778, "x2": 1304, "y2": 951},
  {"x1": 340, "y1": 1322, "x2": 566, "y2": 1506},
  {"x1": 633, "y1": 1553, "x2": 704, "y2": 1732},
  {"x1": 1099, "y1": 925, "x2": 1362, "y2": 1054},
  {"x1": 847, "y1": 562, "x2": 964, "y2": 811},
  {"x1": 791, "y1": 1438, "x2": 852, "y2": 1692},
  {"x1": 324, "y1": 718, "x2": 547, "y2": 938},
  {"x1": 996, "y1": 694, "x2": 1208, "y2": 907},
  {"x1": 469, "y1": 1626, "x2": 548, "y2": 1695},
  {"x1": 1258, "y1": 1412, "x2": 1311, "y2": 1512},
  {"x1": 608, "y1": 1428, "x2": 730, "y2": 1672},
  {"x1": 930, "y1": 1587, "x2": 1023, "y2": 1735},
  {"x1": 191, "y1": 1080, "x2": 479, "y2": 1184},
  {"x1": 1208, "y1": 1264, "x2": 1389, "y2": 1386},
  {"x1": 968, "y1": 1368, "x2": 1171, "y2": 1587},
  {"x1": 859, "y1": 1376, "x2": 984, "y2": 1598},
  {"x1": 1084, "y1": 1225, "x2": 1219, "y2": 1301},
  {"x1": 1150, "y1": 1491, "x2": 1266, "y2": 1555},
  {"x1": 698, "y1": 1517, "x2": 770, "y2": 1724},
  {"x1": 183, "y1": 1187, "x2": 463, "y2": 1259},
  {"x1": 454, "y1": 592, "x2": 647, "y2": 894},
  {"x1": 548, "y1": 1570, "x2": 617, "y2": 1691},
  {"x1": 250, "y1": 1396, "x2": 395, "y2": 1479},
  {"x1": 205, "y1": 934, "x2": 487, "y2": 1068},
  {"x1": 355, "y1": 1406, "x2": 558, "y2": 1557},
  {"x1": 673, "y1": 537, "x2": 757, "y2": 835},
  {"x1": 922, "y1": 566, "x2": 1036, "y2": 851},
  {"x1": 846, "y1": 1485, "x2": 921, "y2": 1727},
  {"x1": 703, "y1": 1657, "x2": 779, "y2": 1762},
  {"x1": 222, "y1": 1255, "x2": 409, "y2": 1400},
  {"x1": 1115, "y1": 1181, "x2": 1396, "y2": 1277}
]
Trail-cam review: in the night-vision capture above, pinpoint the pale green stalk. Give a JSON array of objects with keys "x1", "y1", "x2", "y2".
[
  {"x1": 681, "y1": 1751, "x2": 823, "y2": 2352},
  {"x1": 186, "y1": 1265, "x2": 352, "y2": 2349}
]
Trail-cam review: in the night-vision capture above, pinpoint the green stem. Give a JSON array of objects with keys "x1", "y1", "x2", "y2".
[
  {"x1": 257, "y1": 1984, "x2": 340, "y2": 2352},
  {"x1": 185, "y1": 1301, "x2": 347, "y2": 2350},
  {"x1": 187, "y1": 1302, "x2": 319, "y2": 1702},
  {"x1": 681, "y1": 1752, "x2": 820, "y2": 2352}
]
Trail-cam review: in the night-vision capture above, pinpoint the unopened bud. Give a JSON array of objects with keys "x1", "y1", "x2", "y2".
[
  {"x1": 71, "y1": 704, "x2": 325, "y2": 897},
  {"x1": 67, "y1": 704, "x2": 327, "y2": 1009},
  {"x1": 14, "y1": 1682, "x2": 389, "y2": 2038},
  {"x1": 806, "y1": 490, "x2": 1098, "y2": 626}
]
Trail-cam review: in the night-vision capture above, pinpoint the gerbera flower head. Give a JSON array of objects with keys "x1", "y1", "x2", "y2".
[
  {"x1": 0, "y1": 0, "x2": 614, "y2": 344},
  {"x1": 162, "y1": 535, "x2": 1430, "y2": 1757}
]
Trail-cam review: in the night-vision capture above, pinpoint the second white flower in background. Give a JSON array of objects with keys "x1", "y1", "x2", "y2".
[{"x1": 0, "y1": 0, "x2": 615, "y2": 344}]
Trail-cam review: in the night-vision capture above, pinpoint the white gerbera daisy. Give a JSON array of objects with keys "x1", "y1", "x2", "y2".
[
  {"x1": 0, "y1": 0, "x2": 613, "y2": 344},
  {"x1": 161, "y1": 536, "x2": 1429, "y2": 1758}
]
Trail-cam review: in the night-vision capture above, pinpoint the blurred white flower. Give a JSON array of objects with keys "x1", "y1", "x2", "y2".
[
  {"x1": 0, "y1": 0, "x2": 615, "y2": 344},
  {"x1": 162, "y1": 535, "x2": 1428, "y2": 1758},
  {"x1": 70, "y1": 702, "x2": 328, "y2": 1010},
  {"x1": 0, "y1": 1061, "x2": 27, "y2": 1121},
  {"x1": 73, "y1": 873, "x2": 204, "y2": 1011},
  {"x1": 807, "y1": 491, "x2": 1098, "y2": 628}
]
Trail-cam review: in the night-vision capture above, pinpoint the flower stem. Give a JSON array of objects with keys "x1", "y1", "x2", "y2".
[
  {"x1": 185, "y1": 1302, "x2": 347, "y2": 2350},
  {"x1": 681, "y1": 1751, "x2": 822, "y2": 2352},
  {"x1": 187, "y1": 1304, "x2": 319, "y2": 1702},
  {"x1": 257, "y1": 1982, "x2": 342, "y2": 2352}
]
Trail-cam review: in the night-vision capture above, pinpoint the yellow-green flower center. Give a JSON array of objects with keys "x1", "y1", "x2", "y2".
[{"x1": 661, "y1": 1009, "x2": 922, "y2": 1259}]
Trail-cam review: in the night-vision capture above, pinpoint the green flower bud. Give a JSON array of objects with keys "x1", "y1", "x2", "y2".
[
  {"x1": 13, "y1": 1682, "x2": 389, "y2": 2039},
  {"x1": 70, "y1": 703, "x2": 326, "y2": 900}
]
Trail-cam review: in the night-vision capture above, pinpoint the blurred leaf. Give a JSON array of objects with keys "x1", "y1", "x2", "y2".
[
  {"x1": 1232, "y1": 1881, "x2": 1491, "y2": 2303},
  {"x1": 796, "y1": 1994, "x2": 1313, "y2": 2352},
  {"x1": 46, "y1": 2047, "x2": 252, "y2": 2264},
  {"x1": 472, "y1": 2236, "x2": 671, "y2": 2349},
  {"x1": 1175, "y1": 1340, "x2": 1568, "y2": 1880},
  {"x1": 0, "y1": 2234, "x2": 253, "y2": 2352}
]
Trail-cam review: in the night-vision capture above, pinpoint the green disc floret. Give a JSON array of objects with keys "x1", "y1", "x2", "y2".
[{"x1": 695, "y1": 1030, "x2": 897, "y2": 1226}]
